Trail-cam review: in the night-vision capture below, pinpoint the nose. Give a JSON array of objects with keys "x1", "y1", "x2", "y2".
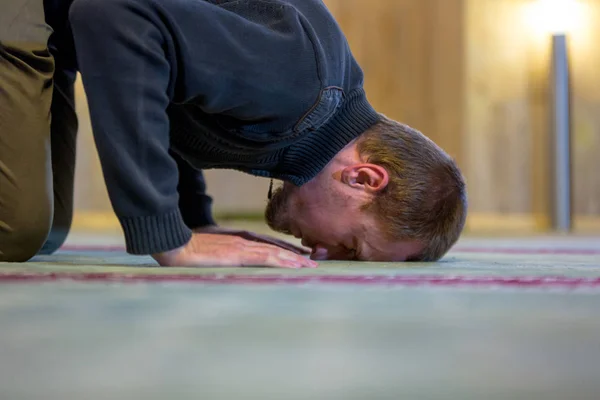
[{"x1": 309, "y1": 245, "x2": 330, "y2": 261}]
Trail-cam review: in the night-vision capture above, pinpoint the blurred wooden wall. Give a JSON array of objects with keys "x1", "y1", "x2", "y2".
[
  {"x1": 73, "y1": 0, "x2": 600, "y2": 231},
  {"x1": 570, "y1": 0, "x2": 600, "y2": 220},
  {"x1": 464, "y1": 0, "x2": 546, "y2": 224},
  {"x1": 464, "y1": 0, "x2": 600, "y2": 229},
  {"x1": 323, "y1": 0, "x2": 465, "y2": 166}
]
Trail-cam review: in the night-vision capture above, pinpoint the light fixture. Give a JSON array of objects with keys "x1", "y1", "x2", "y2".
[
  {"x1": 528, "y1": 0, "x2": 583, "y2": 35},
  {"x1": 527, "y1": 0, "x2": 582, "y2": 232},
  {"x1": 550, "y1": 29, "x2": 571, "y2": 233}
]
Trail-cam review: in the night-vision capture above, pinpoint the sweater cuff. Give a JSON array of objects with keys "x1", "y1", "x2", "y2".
[{"x1": 119, "y1": 209, "x2": 192, "y2": 255}]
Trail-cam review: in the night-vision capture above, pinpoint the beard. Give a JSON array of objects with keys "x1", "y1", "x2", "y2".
[{"x1": 264, "y1": 184, "x2": 293, "y2": 234}]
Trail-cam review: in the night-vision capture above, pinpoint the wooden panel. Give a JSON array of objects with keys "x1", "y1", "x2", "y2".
[
  {"x1": 465, "y1": 0, "x2": 540, "y2": 214},
  {"x1": 428, "y1": 0, "x2": 466, "y2": 164},
  {"x1": 571, "y1": 0, "x2": 600, "y2": 216},
  {"x1": 323, "y1": 0, "x2": 465, "y2": 164}
]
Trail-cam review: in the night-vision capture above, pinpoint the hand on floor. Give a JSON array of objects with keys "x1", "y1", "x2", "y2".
[
  {"x1": 193, "y1": 225, "x2": 310, "y2": 255},
  {"x1": 153, "y1": 232, "x2": 317, "y2": 269}
]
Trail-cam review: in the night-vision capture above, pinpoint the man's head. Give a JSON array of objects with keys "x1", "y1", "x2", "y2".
[{"x1": 265, "y1": 115, "x2": 467, "y2": 262}]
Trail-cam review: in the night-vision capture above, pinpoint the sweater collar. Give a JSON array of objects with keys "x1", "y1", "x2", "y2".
[{"x1": 274, "y1": 88, "x2": 380, "y2": 186}]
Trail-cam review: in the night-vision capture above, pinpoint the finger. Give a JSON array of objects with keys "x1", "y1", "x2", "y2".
[
  {"x1": 187, "y1": 237, "x2": 317, "y2": 268},
  {"x1": 236, "y1": 250, "x2": 302, "y2": 269},
  {"x1": 180, "y1": 253, "x2": 301, "y2": 269},
  {"x1": 231, "y1": 236, "x2": 298, "y2": 253},
  {"x1": 240, "y1": 246, "x2": 317, "y2": 269},
  {"x1": 198, "y1": 229, "x2": 307, "y2": 254},
  {"x1": 275, "y1": 249, "x2": 318, "y2": 268},
  {"x1": 242, "y1": 233, "x2": 311, "y2": 255},
  {"x1": 248, "y1": 245, "x2": 315, "y2": 267}
]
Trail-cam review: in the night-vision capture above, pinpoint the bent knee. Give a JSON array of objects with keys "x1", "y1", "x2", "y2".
[{"x1": 0, "y1": 218, "x2": 51, "y2": 262}]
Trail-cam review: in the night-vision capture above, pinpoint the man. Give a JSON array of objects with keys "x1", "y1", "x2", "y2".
[{"x1": 3, "y1": 0, "x2": 467, "y2": 267}]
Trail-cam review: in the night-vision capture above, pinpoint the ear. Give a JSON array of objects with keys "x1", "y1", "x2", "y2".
[{"x1": 341, "y1": 163, "x2": 389, "y2": 193}]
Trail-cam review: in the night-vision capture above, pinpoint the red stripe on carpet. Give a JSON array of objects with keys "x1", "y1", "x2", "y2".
[
  {"x1": 453, "y1": 247, "x2": 600, "y2": 255},
  {"x1": 60, "y1": 244, "x2": 600, "y2": 256},
  {"x1": 2, "y1": 272, "x2": 600, "y2": 288}
]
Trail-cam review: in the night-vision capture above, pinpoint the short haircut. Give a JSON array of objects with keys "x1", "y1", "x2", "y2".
[{"x1": 357, "y1": 115, "x2": 467, "y2": 261}]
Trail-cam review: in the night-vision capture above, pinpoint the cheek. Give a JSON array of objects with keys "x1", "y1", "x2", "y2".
[
  {"x1": 307, "y1": 205, "x2": 343, "y2": 227},
  {"x1": 298, "y1": 213, "x2": 342, "y2": 247}
]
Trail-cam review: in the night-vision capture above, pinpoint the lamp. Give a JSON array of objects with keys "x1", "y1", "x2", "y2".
[
  {"x1": 527, "y1": 0, "x2": 582, "y2": 232},
  {"x1": 548, "y1": 0, "x2": 573, "y2": 232},
  {"x1": 550, "y1": 29, "x2": 572, "y2": 233},
  {"x1": 530, "y1": 0, "x2": 582, "y2": 35}
]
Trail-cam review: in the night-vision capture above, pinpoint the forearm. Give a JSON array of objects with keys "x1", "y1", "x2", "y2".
[
  {"x1": 172, "y1": 150, "x2": 216, "y2": 230},
  {"x1": 71, "y1": 1, "x2": 191, "y2": 254}
]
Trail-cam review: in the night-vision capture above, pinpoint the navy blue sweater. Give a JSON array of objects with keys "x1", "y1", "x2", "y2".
[{"x1": 69, "y1": 0, "x2": 380, "y2": 254}]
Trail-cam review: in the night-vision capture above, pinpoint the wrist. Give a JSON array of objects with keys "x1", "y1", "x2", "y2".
[
  {"x1": 151, "y1": 237, "x2": 191, "y2": 266},
  {"x1": 119, "y1": 209, "x2": 192, "y2": 255}
]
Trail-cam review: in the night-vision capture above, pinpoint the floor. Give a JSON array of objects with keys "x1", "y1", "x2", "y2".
[{"x1": 1, "y1": 223, "x2": 600, "y2": 399}]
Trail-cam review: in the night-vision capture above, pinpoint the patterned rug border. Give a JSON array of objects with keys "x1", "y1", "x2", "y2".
[
  {"x1": 60, "y1": 245, "x2": 600, "y2": 256},
  {"x1": 2, "y1": 272, "x2": 600, "y2": 288}
]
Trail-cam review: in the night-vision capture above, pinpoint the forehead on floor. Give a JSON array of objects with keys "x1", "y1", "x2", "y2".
[
  {"x1": 345, "y1": 218, "x2": 424, "y2": 262},
  {"x1": 358, "y1": 235, "x2": 424, "y2": 262}
]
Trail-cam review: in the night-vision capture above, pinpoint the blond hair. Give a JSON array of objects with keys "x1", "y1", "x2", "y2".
[{"x1": 357, "y1": 115, "x2": 467, "y2": 261}]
